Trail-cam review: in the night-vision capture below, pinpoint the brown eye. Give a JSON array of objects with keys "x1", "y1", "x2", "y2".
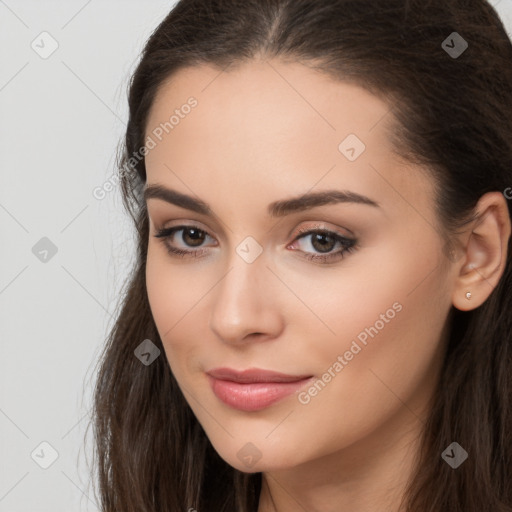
[
  {"x1": 153, "y1": 225, "x2": 216, "y2": 258},
  {"x1": 181, "y1": 227, "x2": 207, "y2": 247},
  {"x1": 308, "y1": 232, "x2": 337, "y2": 253},
  {"x1": 289, "y1": 227, "x2": 357, "y2": 263}
]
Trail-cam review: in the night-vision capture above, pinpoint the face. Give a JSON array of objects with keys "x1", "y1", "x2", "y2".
[{"x1": 143, "y1": 58, "x2": 454, "y2": 473}]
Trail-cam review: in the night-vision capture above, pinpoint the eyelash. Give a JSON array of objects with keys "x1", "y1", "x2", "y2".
[{"x1": 153, "y1": 224, "x2": 357, "y2": 264}]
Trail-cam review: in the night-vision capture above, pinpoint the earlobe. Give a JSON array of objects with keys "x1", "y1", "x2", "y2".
[{"x1": 451, "y1": 192, "x2": 511, "y2": 312}]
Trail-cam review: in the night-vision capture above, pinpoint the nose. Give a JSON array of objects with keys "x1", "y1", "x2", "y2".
[{"x1": 208, "y1": 252, "x2": 284, "y2": 345}]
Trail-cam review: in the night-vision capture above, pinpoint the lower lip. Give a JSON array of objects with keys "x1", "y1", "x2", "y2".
[{"x1": 207, "y1": 375, "x2": 313, "y2": 411}]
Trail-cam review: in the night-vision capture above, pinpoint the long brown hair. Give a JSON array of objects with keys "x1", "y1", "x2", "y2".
[{"x1": 88, "y1": 1, "x2": 512, "y2": 510}]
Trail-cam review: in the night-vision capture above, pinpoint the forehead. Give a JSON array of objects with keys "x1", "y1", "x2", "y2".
[
  {"x1": 143, "y1": 59, "x2": 436, "y2": 223},
  {"x1": 146, "y1": 59, "x2": 393, "y2": 147}
]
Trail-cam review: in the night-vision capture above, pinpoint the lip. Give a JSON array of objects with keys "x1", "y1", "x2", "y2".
[
  {"x1": 207, "y1": 367, "x2": 313, "y2": 383},
  {"x1": 206, "y1": 367, "x2": 314, "y2": 411}
]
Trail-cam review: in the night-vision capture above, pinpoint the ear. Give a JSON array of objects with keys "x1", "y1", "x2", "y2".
[{"x1": 451, "y1": 191, "x2": 511, "y2": 311}]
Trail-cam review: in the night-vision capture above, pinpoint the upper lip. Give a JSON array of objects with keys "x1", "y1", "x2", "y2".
[{"x1": 206, "y1": 367, "x2": 313, "y2": 383}]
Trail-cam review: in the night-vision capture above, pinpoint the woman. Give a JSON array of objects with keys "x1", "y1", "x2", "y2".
[{"x1": 90, "y1": 1, "x2": 512, "y2": 510}]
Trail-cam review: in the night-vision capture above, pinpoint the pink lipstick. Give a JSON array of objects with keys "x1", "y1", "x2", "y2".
[{"x1": 206, "y1": 367, "x2": 314, "y2": 412}]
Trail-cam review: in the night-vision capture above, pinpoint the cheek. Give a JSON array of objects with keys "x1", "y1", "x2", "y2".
[
  {"x1": 287, "y1": 243, "x2": 449, "y2": 440},
  {"x1": 146, "y1": 249, "x2": 177, "y2": 331},
  {"x1": 298, "y1": 231, "x2": 447, "y2": 361},
  {"x1": 145, "y1": 249, "x2": 195, "y2": 367}
]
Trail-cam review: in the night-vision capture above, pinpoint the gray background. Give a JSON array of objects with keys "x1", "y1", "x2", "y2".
[{"x1": 1, "y1": 1, "x2": 511, "y2": 510}]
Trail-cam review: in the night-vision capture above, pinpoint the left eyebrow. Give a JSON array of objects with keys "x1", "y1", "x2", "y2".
[
  {"x1": 143, "y1": 184, "x2": 380, "y2": 218},
  {"x1": 268, "y1": 189, "x2": 380, "y2": 217}
]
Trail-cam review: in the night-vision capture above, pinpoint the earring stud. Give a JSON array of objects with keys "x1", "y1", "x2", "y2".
[{"x1": 465, "y1": 291, "x2": 472, "y2": 300}]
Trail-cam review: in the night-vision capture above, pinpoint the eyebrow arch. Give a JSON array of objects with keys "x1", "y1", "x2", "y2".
[{"x1": 143, "y1": 184, "x2": 380, "y2": 218}]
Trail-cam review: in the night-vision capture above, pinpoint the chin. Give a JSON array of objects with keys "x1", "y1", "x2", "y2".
[{"x1": 207, "y1": 436, "x2": 308, "y2": 474}]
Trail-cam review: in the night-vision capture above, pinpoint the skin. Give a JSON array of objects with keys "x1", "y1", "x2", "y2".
[{"x1": 143, "y1": 58, "x2": 511, "y2": 512}]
